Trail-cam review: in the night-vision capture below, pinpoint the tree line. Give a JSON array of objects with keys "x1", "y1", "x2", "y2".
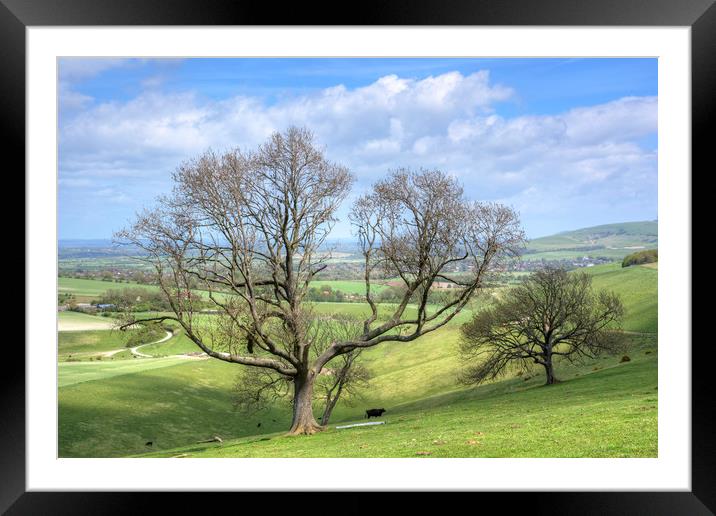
[{"x1": 622, "y1": 249, "x2": 657, "y2": 267}]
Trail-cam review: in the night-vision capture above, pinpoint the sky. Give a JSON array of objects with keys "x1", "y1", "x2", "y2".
[{"x1": 58, "y1": 58, "x2": 657, "y2": 240}]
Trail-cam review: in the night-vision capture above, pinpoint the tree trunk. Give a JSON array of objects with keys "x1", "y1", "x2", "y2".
[
  {"x1": 543, "y1": 360, "x2": 558, "y2": 385},
  {"x1": 320, "y1": 381, "x2": 344, "y2": 426},
  {"x1": 288, "y1": 372, "x2": 323, "y2": 435},
  {"x1": 320, "y1": 397, "x2": 337, "y2": 427}
]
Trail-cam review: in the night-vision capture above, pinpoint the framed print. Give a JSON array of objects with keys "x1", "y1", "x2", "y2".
[{"x1": 6, "y1": 0, "x2": 712, "y2": 512}]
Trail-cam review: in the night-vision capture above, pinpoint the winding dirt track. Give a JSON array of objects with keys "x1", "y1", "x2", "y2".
[
  {"x1": 130, "y1": 331, "x2": 173, "y2": 357},
  {"x1": 101, "y1": 331, "x2": 172, "y2": 358},
  {"x1": 101, "y1": 331, "x2": 208, "y2": 360}
]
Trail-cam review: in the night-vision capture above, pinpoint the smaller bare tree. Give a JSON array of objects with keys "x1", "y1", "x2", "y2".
[
  {"x1": 459, "y1": 267, "x2": 625, "y2": 386},
  {"x1": 316, "y1": 349, "x2": 371, "y2": 426},
  {"x1": 232, "y1": 368, "x2": 293, "y2": 415}
]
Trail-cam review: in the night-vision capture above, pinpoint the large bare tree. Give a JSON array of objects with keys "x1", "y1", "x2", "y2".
[
  {"x1": 459, "y1": 267, "x2": 625, "y2": 386},
  {"x1": 231, "y1": 313, "x2": 370, "y2": 426},
  {"x1": 116, "y1": 127, "x2": 524, "y2": 434}
]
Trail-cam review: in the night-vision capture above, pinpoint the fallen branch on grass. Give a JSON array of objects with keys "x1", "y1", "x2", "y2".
[
  {"x1": 196, "y1": 435, "x2": 223, "y2": 444},
  {"x1": 336, "y1": 421, "x2": 386, "y2": 429}
]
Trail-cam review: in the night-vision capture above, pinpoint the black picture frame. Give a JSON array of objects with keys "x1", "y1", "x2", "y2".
[{"x1": 6, "y1": 0, "x2": 711, "y2": 513}]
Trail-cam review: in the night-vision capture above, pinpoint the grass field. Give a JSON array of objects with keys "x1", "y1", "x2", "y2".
[
  {"x1": 57, "y1": 262, "x2": 658, "y2": 458},
  {"x1": 59, "y1": 322, "x2": 172, "y2": 361},
  {"x1": 58, "y1": 311, "x2": 117, "y2": 331},
  {"x1": 59, "y1": 331, "x2": 656, "y2": 458},
  {"x1": 310, "y1": 280, "x2": 388, "y2": 294},
  {"x1": 586, "y1": 262, "x2": 657, "y2": 333},
  {"x1": 140, "y1": 341, "x2": 657, "y2": 458},
  {"x1": 58, "y1": 276, "x2": 389, "y2": 303},
  {"x1": 59, "y1": 329, "x2": 127, "y2": 354},
  {"x1": 58, "y1": 276, "x2": 234, "y2": 303},
  {"x1": 139, "y1": 333, "x2": 200, "y2": 356},
  {"x1": 59, "y1": 356, "x2": 195, "y2": 388},
  {"x1": 58, "y1": 357, "x2": 281, "y2": 457},
  {"x1": 58, "y1": 277, "x2": 156, "y2": 301}
]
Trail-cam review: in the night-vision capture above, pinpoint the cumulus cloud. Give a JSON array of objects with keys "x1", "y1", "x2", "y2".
[
  {"x1": 58, "y1": 58, "x2": 173, "y2": 114},
  {"x1": 59, "y1": 82, "x2": 94, "y2": 111},
  {"x1": 58, "y1": 59, "x2": 129, "y2": 114},
  {"x1": 58, "y1": 58, "x2": 135, "y2": 81},
  {"x1": 58, "y1": 69, "x2": 657, "y2": 237}
]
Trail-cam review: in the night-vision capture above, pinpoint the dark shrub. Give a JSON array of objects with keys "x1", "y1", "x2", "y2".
[{"x1": 622, "y1": 249, "x2": 657, "y2": 267}]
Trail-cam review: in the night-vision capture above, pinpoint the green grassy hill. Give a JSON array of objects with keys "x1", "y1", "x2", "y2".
[
  {"x1": 524, "y1": 220, "x2": 658, "y2": 261},
  {"x1": 58, "y1": 262, "x2": 658, "y2": 458},
  {"x1": 59, "y1": 329, "x2": 127, "y2": 355},
  {"x1": 140, "y1": 344, "x2": 657, "y2": 458},
  {"x1": 585, "y1": 262, "x2": 657, "y2": 333},
  {"x1": 58, "y1": 311, "x2": 118, "y2": 332}
]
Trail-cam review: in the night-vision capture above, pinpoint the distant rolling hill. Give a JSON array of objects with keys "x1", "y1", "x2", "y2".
[
  {"x1": 523, "y1": 220, "x2": 658, "y2": 261},
  {"x1": 59, "y1": 221, "x2": 658, "y2": 266}
]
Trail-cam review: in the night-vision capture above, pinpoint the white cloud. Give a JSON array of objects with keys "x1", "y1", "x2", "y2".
[
  {"x1": 58, "y1": 58, "x2": 134, "y2": 81},
  {"x1": 59, "y1": 70, "x2": 515, "y2": 177},
  {"x1": 564, "y1": 96, "x2": 657, "y2": 144},
  {"x1": 58, "y1": 177, "x2": 92, "y2": 188},
  {"x1": 58, "y1": 82, "x2": 93, "y2": 111},
  {"x1": 58, "y1": 69, "x2": 657, "y2": 237}
]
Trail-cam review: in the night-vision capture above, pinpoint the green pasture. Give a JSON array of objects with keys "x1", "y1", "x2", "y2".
[
  {"x1": 585, "y1": 263, "x2": 657, "y2": 333},
  {"x1": 58, "y1": 276, "x2": 233, "y2": 303},
  {"x1": 57, "y1": 311, "x2": 118, "y2": 332},
  {"x1": 59, "y1": 356, "x2": 192, "y2": 388},
  {"x1": 310, "y1": 280, "x2": 388, "y2": 295},
  {"x1": 141, "y1": 336, "x2": 657, "y2": 458},
  {"x1": 58, "y1": 261, "x2": 657, "y2": 458},
  {"x1": 58, "y1": 276, "x2": 441, "y2": 305},
  {"x1": 58, "y1": 277, "x2": 155, "y2": 299},
  {"x1": 59, "y1": 330, "x2": 656, "y2": 458},
  {"x1": 139, "y1": 333, "x2": 201, "y2": 356},
  {"x1": 58, "y1": 310, "x2": 117, "y2": 326},
  {"x1": 59, "y1": 324, "x2": 172, "y2": 362},
  {"x1": 59, "y1": 330, "x2": 127, "y2": 355}
]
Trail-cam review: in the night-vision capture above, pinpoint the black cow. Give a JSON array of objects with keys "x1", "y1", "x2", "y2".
[{"x1": 365, "y1": 408, "x2": 386, "y2": 419}]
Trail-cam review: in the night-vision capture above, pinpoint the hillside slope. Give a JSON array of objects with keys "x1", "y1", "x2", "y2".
[
  {"x1": 585, "y1": 262, "x2": 657, "y2": 333},
  {"x1": 140, "y1": 341, "x2": 657, "y2": 458},
  {"x1": 58, "y1": 263, "x2": 657, "y2": 457},
  {"x1": 525, "y1": 220, "x2": 657, "y2": 261}
]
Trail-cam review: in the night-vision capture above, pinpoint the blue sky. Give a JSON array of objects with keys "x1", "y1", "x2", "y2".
[{"x1": 58, "y1": 58, "x2": 657, "y2": 240}]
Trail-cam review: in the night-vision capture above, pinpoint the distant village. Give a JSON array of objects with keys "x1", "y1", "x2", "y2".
[
  {"x1": 58, "y1": 249, "x2": 618, "y2": 314},
  {"x1": 59, "y1": 254, "x2": 612, "y2": 286},
  {"x1": 508, "y1": 255, "x2": 612, "y2": 272}
]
